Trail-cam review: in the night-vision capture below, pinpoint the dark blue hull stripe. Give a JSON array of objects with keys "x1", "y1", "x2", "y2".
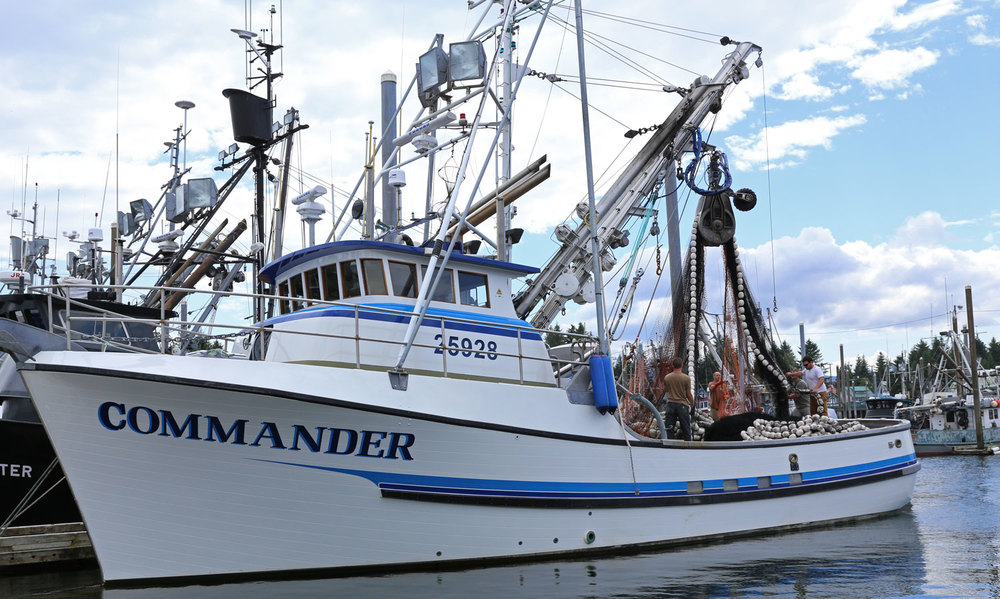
[
  {"x1": 265, "y1": 305, "x2": 543, "y2": 341},
  {"x1": 254, "y1": 455, "x2": 918, "y2": 508}
]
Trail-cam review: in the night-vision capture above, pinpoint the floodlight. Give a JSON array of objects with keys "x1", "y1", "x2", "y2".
[
  {"x1": 29, "y1": 238, "x2": 50, "y2": 255},
  {"x1": 218, "y1": 150, "x2": 227, "y2": 161},
  {"x1": 228, "y1": 143, "x2": 239, "y2": 155},
  {"x1": 449, "y1": 41, "x2": 485, "y2": 84},
  {"x1": 417, "y1": 47, "x2": 449, "y2": 93},
  {"x1": 130, "y1": 198, "x2": 154, "y2": 224},
  {"x1": 117, "y1": 211, "x2": 135, "y2": 236},
  {"x1": 185, "y1": 178, "x2": 219, "y2": 209},
  {"x1": 166, "y1": 190, "x2": 185, "y2": 223}
]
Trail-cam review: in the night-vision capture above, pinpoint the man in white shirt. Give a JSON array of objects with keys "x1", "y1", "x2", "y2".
[{"x1": 799, "y1": 355, "x2": 827, "y2": 415}]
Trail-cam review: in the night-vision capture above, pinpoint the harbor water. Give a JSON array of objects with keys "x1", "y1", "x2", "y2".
[{"x1": 4, "y1": 455, "x2": 998, "y2": 598}]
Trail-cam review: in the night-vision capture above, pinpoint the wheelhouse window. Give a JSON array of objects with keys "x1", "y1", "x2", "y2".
[
  {"x1": 458, "y1": 271, "x2": 489, "y2": 307},
  {"x1": 388, "y1": 261, "x2": 418, "y2": 298},
  {"x1": 421, "y1": 266, "x2": 454, "y2": 303},
  {"x1": 341, "y1": 261, "x2": 362, "y2": 298},
  {"x1": 361, "y1": 258, "x2": 388, "y2": 295},
  {"x1": 321, "y1": 264, "x2": 340, "y2": 301},
  {"x1": 304, "y1": 269, "x2": 322, "y2": 305},
  {"x1": 59, "y1": 310, "x2": 129, "y2": 342},
  {"x1": 288, "y1": 274, "x2": 306, "y2": 311},
  {"x1": 277, "y1": 280, "x2": 290, "y2": 314}
]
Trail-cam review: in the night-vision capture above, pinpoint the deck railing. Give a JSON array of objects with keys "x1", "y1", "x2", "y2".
[{"x1": 28, "y1": 283, "x2": 596, "y2": 386}]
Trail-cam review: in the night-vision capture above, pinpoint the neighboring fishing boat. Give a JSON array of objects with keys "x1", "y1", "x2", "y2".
[
  {"x1": 1, "y1": 92, "x2": 266, "y2": 529},
  {"x1": 865, "y1": 394, "x2": 915, "y2": 419},
  {"x1": 893, "y1": 309, "x2": 1000, "y2": 456},
  {"x1": 13, "y1": 1, "x2": 917, "y2": 586},
  {"x1": 897, "y1": 392, "x2": 1000, "y2": 456},
  {"x1": 0, "y1": 199, "x2": 170, "y2": 528}
]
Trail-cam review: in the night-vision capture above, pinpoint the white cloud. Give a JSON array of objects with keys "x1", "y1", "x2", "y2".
[
  {"x1": 849, "y1": 47, "x2": 939, "y2": 89},
  {"x1": 735, "y1": 214, "x2": 1000, "y2": 360},
  {"x1": 724, "y1": 114, "x2": 867, "y2": 171},
  {"x1": 773, "y1": 72, "x2": 836, "y2": 101},
  {"x1": 967, "y1": 14, "x2": 1000, "y2": 46},
  {"x1": 556, "y1": 211, "x2": 1000, "y2": 363},
  {"x1": 890, "y1": 0, "x2": 962, "y2": 30}
]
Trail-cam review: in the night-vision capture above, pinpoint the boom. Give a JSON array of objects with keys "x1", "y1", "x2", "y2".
[{"x1": 516, "y1": 41, "x2": 762, "y2": 329}]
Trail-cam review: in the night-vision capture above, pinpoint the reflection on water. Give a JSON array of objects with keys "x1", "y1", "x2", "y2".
[{"x1": 4, "y1": 457, "x2": 999, "y2": 598}]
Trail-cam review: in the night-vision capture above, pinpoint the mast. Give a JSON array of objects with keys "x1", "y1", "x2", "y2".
[
  {"x1": 497, "y1": 9, "x2": 514, "y2": 261},
  {"x1": 964, "y1": 285, "x2": 985, "y2": 450},
  {"x1": 381, "y1": 72, "x2": 399, "y2": 242},
  {"x1": 573, "y1": 0, "x2": 608, "y2": 355}
]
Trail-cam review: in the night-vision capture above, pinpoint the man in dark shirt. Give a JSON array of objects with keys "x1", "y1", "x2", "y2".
[{"x1": 662, "y1": 356, "x2": 695, "y2": 441}]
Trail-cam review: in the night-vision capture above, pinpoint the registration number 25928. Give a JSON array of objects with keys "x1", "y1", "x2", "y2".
[{"x1": 433, "y1": 334, "x2": 498, "y2": 360}]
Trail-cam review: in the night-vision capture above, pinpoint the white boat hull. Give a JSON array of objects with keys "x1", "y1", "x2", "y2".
[{"x1": 21, "y1": 352, "x2": 918, "y2": 584}]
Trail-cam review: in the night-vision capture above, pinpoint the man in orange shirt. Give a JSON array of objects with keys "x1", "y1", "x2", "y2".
[{"x1": 708, "y1": 371, "x2": 728, "y2": 420}]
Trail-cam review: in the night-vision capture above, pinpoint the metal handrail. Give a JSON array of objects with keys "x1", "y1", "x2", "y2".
[{"x1": 27, "y1": 283, "x2": 597, "y2": 385}]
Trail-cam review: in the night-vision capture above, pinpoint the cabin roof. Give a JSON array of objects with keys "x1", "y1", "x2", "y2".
[{"x1": 259, "y1": 240, "x2": 539, "y2": 285}]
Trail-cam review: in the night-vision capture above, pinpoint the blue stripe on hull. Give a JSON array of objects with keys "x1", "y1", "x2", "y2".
[
  {"x1": 254, "y1": 454, "x2": 918, "y2": 503},
  {"x1": 265, "y1": 304, "x2": 543, "y2": 341}
]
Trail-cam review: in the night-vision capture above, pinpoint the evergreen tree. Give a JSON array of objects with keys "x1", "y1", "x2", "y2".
[
  {"x1": 545, "y1": 322, "x2": 591, "y2": 347},
  {"x1": 974, "y1": 336, "x2": 990, "y2": 368},
  {"x1": 852, "y1": 355, "x2": 871, "y2": 389},
  {"x1": 544, "y1": 324, "x2": 568, "y2": 347},
  {"x1": 989, "y1": 338, "x2": 1000, "y2": 368},
  {"x1": 908, "y1": 340, "x2": 933, "y2": 367},
  {"x1": 775, "y1": 340, "x2": 799, "y2": 372},
  {"x1": 803, "y1": 339, "x2": 823, "y2": 363},
  {"x1": 873, "y1": 352, "x2": 888, "y2": 393}
]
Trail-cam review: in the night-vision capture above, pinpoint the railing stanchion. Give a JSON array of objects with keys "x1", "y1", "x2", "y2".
[
  {"x1": 517, "y1": 328, "x2": 524, "y2": 384},
  {"x1": 159, "y1": 288, "x2": 167, "y2": 353},
  {"x1": 440, "y1": 319, "x2": 448, "y2": 376},
  {"x1": 354, "y1": 305, "x2": 361, "y2": 368},
  {"x1": 63, "y1": 291, "x2": 71, "y2": 349}
]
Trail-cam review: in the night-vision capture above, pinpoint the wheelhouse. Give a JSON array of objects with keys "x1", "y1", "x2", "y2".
[{"x1": 258, "y1": 241, "x2": 556, "y2": 386}]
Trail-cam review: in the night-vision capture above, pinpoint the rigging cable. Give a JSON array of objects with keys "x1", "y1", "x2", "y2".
[
  {"x1": 580, "y1": 8, "x2": 726, "y2": 46},
  {"x1": 526, "y1": 3, "x2": 570, "y2": 163},
  {"x1": 547, "y1": 12, "x2": 672, "y2": 87},
  {"x1": 760, "y1": 62, "x2": 778, "y2": 312}
]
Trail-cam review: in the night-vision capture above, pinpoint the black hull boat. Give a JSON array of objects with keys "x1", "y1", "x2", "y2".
[{"x1": 0, "y1": 417, "x2": 81, "y2": 527}]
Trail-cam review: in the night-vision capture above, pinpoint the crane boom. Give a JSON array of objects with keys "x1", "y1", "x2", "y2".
[{"x1": 516, "y1": 41, "x2": 762, "y2": 329}]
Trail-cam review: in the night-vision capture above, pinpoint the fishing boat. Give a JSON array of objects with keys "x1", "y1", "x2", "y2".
[
  {"x1": 0, "y1": 204, "x2": 171, "y2": 528},
  {"x1": 1, "y1": 92, "x2": 262, "y2": 529},
  {"x1": 898, "y1": 392, "x2": 1000, "y2": 456},
  {"x1": 865, "y1": 394, "x2": 914, "y2": 419},
  {"x1": 894, "y1": 320, "x2": 1000, "y2": 455},
  {"x1": 12, "y1": 1, "x2": 917, "y2": 585}
]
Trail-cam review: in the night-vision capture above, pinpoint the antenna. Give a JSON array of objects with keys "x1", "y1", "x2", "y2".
[
  {"x1": 53, "y1": 189, "x2": 60, "y2": 278},
  {"x1": 174, "y1": 100, "x2": 196, "y2": 172}
]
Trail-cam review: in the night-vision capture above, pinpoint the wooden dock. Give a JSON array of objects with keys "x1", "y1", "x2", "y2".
[
  {"x1": 0, "y1": 522, "x2": 94, "y2": 568},
  {"x1": 952, "y1": 445, "x2": 1000, "y2": 456}
]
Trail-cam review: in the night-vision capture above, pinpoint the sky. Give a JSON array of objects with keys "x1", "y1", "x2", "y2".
[{"x1": 3, "y1": 0, "x2": 1000, "y2": 374}]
